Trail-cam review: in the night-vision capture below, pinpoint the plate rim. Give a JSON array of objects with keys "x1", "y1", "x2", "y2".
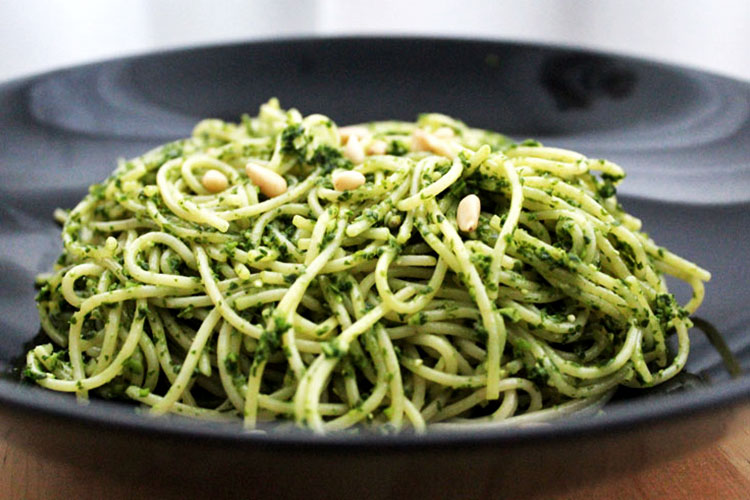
[{"x1": 1, "y1": 35, "x2": 748, "y2": 447}]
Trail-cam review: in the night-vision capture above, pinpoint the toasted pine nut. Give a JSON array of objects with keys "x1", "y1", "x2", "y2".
[
  {"x1": 343, "y1": 135, "x2": 366, "y2": 164},
  {"x1": 366, "y1": 139, "x2": 388, "y2": 155},
  {"x1": 411, "y1": 129, "x2": 430, "y2": 152},
  {"x1": 411, "y1": 129, "x2": 455, "y2": 158},
  {"x1": 202, "y1": 169, "x2": 229, "y2": 193},
  {"x1": 339, "y1": 126, "x2": 369, "y2": 145},
  {"x1": 457, "y1": 194, "x2": 481, "y2": 232},
  {"x1": 434, "y1": 127, "x2": 455, "y2": 139},
  {"x1": 245, "y1": 162, "x2": 287, "y2": 198},
  {"x1": 332, "y1": 170, "x2": 366, "y2": 191}
]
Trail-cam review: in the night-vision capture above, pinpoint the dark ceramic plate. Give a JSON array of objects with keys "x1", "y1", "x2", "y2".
[{"x1": 1, "y1": 37, "x2": 749, "y2": 498}]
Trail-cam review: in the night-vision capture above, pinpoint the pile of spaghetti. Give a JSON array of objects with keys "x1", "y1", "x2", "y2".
[{"x1": 26, "y1": 99, "x2": 710, "y2": 433}]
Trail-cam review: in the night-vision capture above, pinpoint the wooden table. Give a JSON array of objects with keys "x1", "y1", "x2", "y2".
[{"x1": 2, "y1": 408, "x2": 749, "y2": 500}]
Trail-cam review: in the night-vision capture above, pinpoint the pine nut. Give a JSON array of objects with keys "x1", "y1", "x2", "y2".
[
  {"x1": 434, "y1": 126, "x2": 455, "y2": 139},
  {"x1": 202, "y1": 169, "x2": 229, "y2": 193},
  {"x1": 245, "y1": 162, "x2": 287, "y2": 198},
  {"x1": 343, "y1": 135, "x2": 366, "y2": 164},
  {"x1": 332, "y1": 170, "x2": 366, "y2": 191},
  {"x1": 339, "y1": 126, "x2": 369, "y2": 145},
  {"x1": 457, "y1": 194, "x2": 481, "y2": 232},
  {"x1": 411, "y1": 129, "x2": 455, "y2": 158},
  {"x1": 411, "y1": 129, "x2": 430, "y2": 152},
  {"x1": 366, "y1": 139, "x2": 388, "y2": 155}
]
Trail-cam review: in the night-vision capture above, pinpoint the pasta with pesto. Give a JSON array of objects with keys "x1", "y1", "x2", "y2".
[{"x1": 26, "y1": 99, "x2": 710, "y2": 433}]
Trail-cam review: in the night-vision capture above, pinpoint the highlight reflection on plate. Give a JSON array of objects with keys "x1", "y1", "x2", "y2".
[{"x1": 21, "y1": 39, "x2": 750, "y2": 203}]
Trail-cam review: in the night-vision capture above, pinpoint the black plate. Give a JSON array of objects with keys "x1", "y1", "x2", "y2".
[{"x1": 1, "y1": 37, "x2": 749, "y2": 498}]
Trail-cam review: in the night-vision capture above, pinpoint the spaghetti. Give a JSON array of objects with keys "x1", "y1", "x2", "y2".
[{"x1": 26, "y1": 99, "x2": 710, "y2": 433}]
